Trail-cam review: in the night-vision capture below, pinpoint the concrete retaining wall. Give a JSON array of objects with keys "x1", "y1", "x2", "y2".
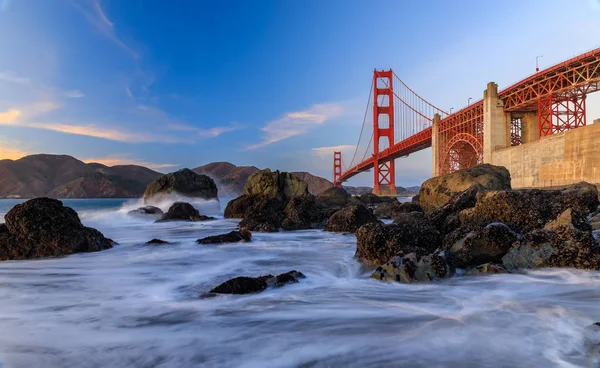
[{"x1": 492, "y1": 123, "x2": 600, "y2": 188}]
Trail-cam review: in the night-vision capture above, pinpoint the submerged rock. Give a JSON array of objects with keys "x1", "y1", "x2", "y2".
[
  {"x1": 210, "y1": 270, "x2": 305, "y2": 294},
  {"x1": 355, "y1": 221, "x2": 442, "y2": 265},
  {"x1": 446, "y1": 223, "x2": 519, "y2": 269},
  {"x1": 128, "y1": 206, "x2": 164, "y2": 218},
  {"x1": 464, "y1": 263, "x2": 508, "y2": 276},
  {"x1": 0, "y1": 198, "x2": 113, "y2": 260},
  {"x1": 197, "y1": 229, "x2": 252, "y2": 244},
  {"x1": 146, "y1": 238, "x2": 171, "y2": 245},
  {"x1": 419, "y1": 164, "x2": 511, "y2": 213},
  {"x1": 325, "y1": 204, "x2": 379, "y2": 233},
  {"x1": 144, "y1": 168, "x2": 218, "y2": 205},
  {"x1": 371, "y1": 251, "x2": 452, "y2": 283},
  {"x1": 158, "y1": 202, "x2": 214, "y2": 222}
]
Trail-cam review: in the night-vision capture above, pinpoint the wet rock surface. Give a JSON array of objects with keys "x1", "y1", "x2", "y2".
[
  {"x1": 197, "y1": 229, "x2": 252, "y2": 244},
  {"x1": 419, "y1": 164, "x2": 511, "y2": 213},
  {"x1": 0, "y1": 198, "x2": 113, "y2": 260},
  {"x1": 371, "y1": 251, "x2": 452, "y2": 283},
  {"x1": 464, "y1": 263, "x2": 508, "y2": 276},
  {"x1": 144, "y1": 168, "x2": 218, "y2": 204},
  {"x1": 325, "y1": 204, "x2": 379, "y2": 233},
  {"x1": 373, "y1": 201, "x2": 422, "y2": 219},
  {"x1": 128, "y1": 206, "x2": 164, "y2": 218},
  {"x1": 159, "y1": 202, "x2": 214, "y2": 222},
  {"x1": 355, "y1": 221, "x2": 442, "y2": 265},
  {"x1": 146, "y1": 238, "x2": 171, "y2": 245},
  {"x1": 209, "y1": 270, "x2": 306, "y2": 294}
]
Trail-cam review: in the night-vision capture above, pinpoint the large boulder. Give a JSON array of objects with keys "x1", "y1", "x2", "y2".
[
  {"x1": 244, "y1": 169, "x2": 309, "y2": 202},
  {"x1": 355, "y1": 221, "x2": 442, "y2": 265},
  {"x1": 197, "y1": 229, "x2": 252, "y2": 244},
  {"x1": 425, "y1": 184, "x2": 484, "y2": 235},
  {"x1": 458, "y1": 182, "x2": 599, "y2": 233},
  {"x1": 419, "y1": 164, "x2": 511, "y2": 213},
  {"x1": 502, "y1": 208, "x2": 600, "y2": 270},
  {"x1": 143, "y1": 168, "x2": 218, "y2": 204},
  {"x1": 371, "y1": 251, "x2": 452, "y2": 283},
  {"x1": 0, "y1": 198, "x2": 113, "y2": 260},
  {"x1": 445, "y1": 223, "x2": 519, "y2": 268},
  {"x1": 357, "y1": 193, "x2": 396, "y2": 206},
  {"x1": 238, "y1": 196, "x2": 283, "y2": 232},
  {"x1": 325, "y1": 204, "x2": 378, "y2": 233},
  {"x1": 316, "y1": 187, "x2": 351, "y2": 208},
  {"x1": 210, "y1": 270, "x2": 305, "y2": 294},
  {"x1": 159, "y1": 202, "x2": 214, "y2": 222},
  {"x1": 281, "y1": 196, "x2": 328, "y2": 230}
]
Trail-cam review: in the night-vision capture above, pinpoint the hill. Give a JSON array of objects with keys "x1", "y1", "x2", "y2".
[{"x1": 0, "y1": 154, "x2": 162, "y2": 198}]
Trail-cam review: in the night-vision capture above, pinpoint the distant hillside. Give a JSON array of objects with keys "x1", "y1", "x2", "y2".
[
  {"x1": 193, "y1": 162, "x2": 333, "y2": 196},
  {"x1": 0, "y1": 154, "x2": 162, "y2": 198},
  {"x1": 344, "y1": 185, "x2": 420, "y2": 196}
]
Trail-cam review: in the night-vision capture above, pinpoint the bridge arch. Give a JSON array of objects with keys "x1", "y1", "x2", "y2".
[{"x1": 439, "y1": 133, "x2": 483, "y2": 175}]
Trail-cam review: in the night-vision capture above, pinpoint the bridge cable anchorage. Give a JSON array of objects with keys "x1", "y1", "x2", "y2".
[{"x1": 347, "y1": 78, "x2": 374, "y2": 170}]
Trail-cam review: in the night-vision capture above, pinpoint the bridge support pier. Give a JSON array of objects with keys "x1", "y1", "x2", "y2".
[
  {"x1": 431, "y1": 113, "x2": 441, "y2": 177},
  {"x1": 372, "y1": 69, "x2": 396, "y2": 196},
  {"x1": 521, "y1": 112, "x2": 539, "y2": 143},
  {"x1": 483, "y1": 82, "x2": 510, "y2": 163}
]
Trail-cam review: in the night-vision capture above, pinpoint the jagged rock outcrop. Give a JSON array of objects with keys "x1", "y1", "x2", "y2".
[
  {"x1": 209, "y1": 270, "x2": 306, "y2": 294},
  {"x1": 158, "y1": 202, "x2": 214, "y2": 222},
  {"x1": 445, "y1": 223, "x2": 519, "y2": 268},
  {"x1": 144, "y1": 168, "x2": 218, "y2": 205},
  {"x1": 0, "y1": 198, "x2": 113, "y2": 260},
  {"x1": 357, "y1": 193, "x2": 396, "y2": 206},
  {"x1": 316, "y1": 187, "x2": 351, "y2": 209},
  {"x1": 197, "y1": 229, "x2": 252, "y2": 244},
  {"x1": 325, "y1": 204, "x2": 379, "y2": 233},
  {"x1": 419, "y1": 164, "x2": 511, "y2": 213},
  {"x1": 373, "y1": 201, "x2": 422, "y2": 219},
  {"x1": 225, "y1": 169, "x2": 330, "y2": 232},
  {"x1": 355, "y1": 221, "x2": 442, "y2": 265}
]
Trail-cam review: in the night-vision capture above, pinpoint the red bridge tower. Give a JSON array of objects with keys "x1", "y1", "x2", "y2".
[{"x1": 372, "y1": 69, "x2": 396, "y2": 195}]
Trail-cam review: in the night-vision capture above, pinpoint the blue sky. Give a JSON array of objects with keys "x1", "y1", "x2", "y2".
[{"x1": 1, "y1": 0, "x2": 599, "y2": 186}]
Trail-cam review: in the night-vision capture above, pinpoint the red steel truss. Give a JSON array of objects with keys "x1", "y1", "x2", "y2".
[{"x1": 334, "y1": 47, "x2": 600, "y2": 187}]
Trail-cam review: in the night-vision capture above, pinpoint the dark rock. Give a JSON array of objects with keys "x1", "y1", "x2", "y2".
[
  {"x1": 224, "y1": 195, "x2": 255, "y2": 219},
  {"x1": 355, "y1": 221, "x2": 442, "y2": 265},
  {"x1": 128, "y1": 206, "x2": 164, "y2": 217},
  {"x1": 412, "y1": 194, "x2": 420, "y2": 204},
  {"x1": 243, "y1": 169, "x2": 309, "y2": 202},
  {"x1": 238, "y1": 196, "x2": 283, "y2": 232},
  {"x1": 357, "y1": 193, "x2": 396, "y2": 206},
  {"x1": 316, "y1": 187, "x2": 351, "y2": 208},
  {"x1": 392, "y1": 211, "x2": 424, "y2": 224},
  {"x1": 502, "y1": 225, "x2": 600, "y2": 271},
  {"x1": 144, "y1": 168, "x2": 218, "y2": 204},
  {"x1": 419, "y1": 164, "x2": 511, "y2": 213},
  {"x1": 281, "y1": 195, "x2": 328, "y2": 230},
  {"x1": 325, "y1": 204, "x2": 379, "y2": 233},
  {"x1": 373, "y1": 201, "x2": 422, "y2": 219},
  {"x1": 159, "y1": 202, "x2": 214, "y2": 222},
  {"x1": 464, "y1": 263, "x2": 508, "y2": 276},
  {"x1": 446, "y1": 223, "x2": 519, "y2": 268},
  {"x1": 584, "y1": 322, "x2": 600, "y2": 363},
  {"x1": 459, "y1": 182, "x2": 599, "y2": 233},
  {"x1": 426, "y1": 184, "x2": 485, "y2": 235},
  {"x1": 0, "y1": 198, "x2": 112, "y2": 260},
  {"x1": 0, "y1": 224, "x2": 7, "y2": 234},
  {"x1": 371, "y1": 251, "x2": 452, "y2": 283},
  {"x1": 197, "y1": 229, "x2": 252, "y2": 244},
  {"x1": 210, "y1": 270, "x2": 305, "y2": 294},
  {"x1": 146, "y1": 238, "x2": 170, "y2": 245}
]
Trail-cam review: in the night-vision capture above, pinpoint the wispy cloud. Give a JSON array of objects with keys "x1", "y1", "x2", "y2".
[
  {"x1": 311, "y1": 144, "x2": 356, "y2": 157},
  {"x1": 65, "y1": 90, "x2": 85, "y2": 98},
  {"x1": 0, "y1": 108, "x2": 188, "y2": 143},
  {"x1": 247, "y1": 103, "x2": 344, "y2": 150},
  {"x1": 0, "y1": 71, "x2": 30, "y2": 85},
  {"x1": 83, "y1": 154, "x2": 179, "y2": 171},
  {"x1": 0, "y1": 140, "x2": 29, "y2": 160},
  {"x1": 72, "y1": 0, "x2": 138, "y2": 59},
  {"x1": 168, "y1": 122, "x2": 242, "y2": 138}
]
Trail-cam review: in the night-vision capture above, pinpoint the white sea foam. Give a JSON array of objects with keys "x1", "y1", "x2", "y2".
[{"x1": 0, "y1": 199, "x2": 599, "y2": 367}]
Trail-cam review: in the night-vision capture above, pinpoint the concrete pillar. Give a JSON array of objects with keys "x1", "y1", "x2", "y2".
[
  {"x1": 521, "y1": 112, "x2": 540, "y2": 143},
  {"x1": 431, "y1": 113, "x2": 441, "y2": 177},
  {"x1": 483, "y1": 82, "x2": 509, "y2": 163}
]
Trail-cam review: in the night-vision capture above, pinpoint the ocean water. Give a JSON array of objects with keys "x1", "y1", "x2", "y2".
[{"x1": 0, "y1": 198, "x2": 599, "y2": 367}]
